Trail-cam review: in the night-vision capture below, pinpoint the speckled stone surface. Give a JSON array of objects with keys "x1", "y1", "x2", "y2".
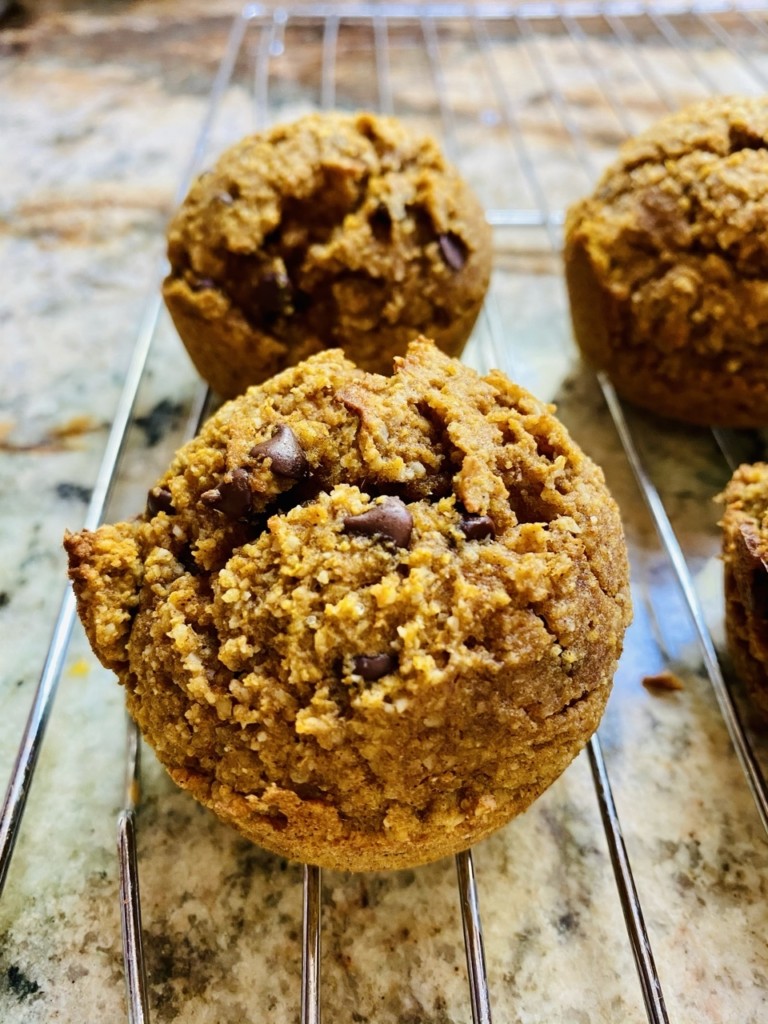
[{"x1": 2, "y1": 3, "x2": 768, "y2": 1022}]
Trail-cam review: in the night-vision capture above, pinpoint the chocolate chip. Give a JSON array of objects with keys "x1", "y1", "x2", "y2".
[
  {"x1": 147, "y1": 486, "x2": 175, "y2": 516},
  {"x1": 274, "y1": 472, "x2": 325, "y2": 512},
  {"x1": 438, "y1": 232, "x2": 468, "y2": 272},
  {"x1": 250, "y1": 424, "x2": 308, "y2": 479},
  {"x1": 460, "y1": 514, "x2": 495, "y2": 540},
  {"x1": 407, "y1": 203, "x2": 437, "y2": 245},
  {"x1": 343, "y1": 497, "x2": 413, "y2": 548},
  {"x1": 352, "y1": 653, "x2": 397, "y2": 681},
  {"x1": 201, "y1": 468, "x2": 252, "y2": 518}
]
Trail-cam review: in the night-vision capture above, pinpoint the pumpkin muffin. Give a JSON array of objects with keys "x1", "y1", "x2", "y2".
[
  {"x1": 163, "y1": 112, "x2": 493, "y2": 397},
  {"x1": 65, "y1": 340, "x2": 631, "y2": 871},
  {"x1": 564, "y1": 96, "x2": 768, "y2": 427},
  {"x1": 721, "y1": 462, "x2": 768, "y2": 719}
]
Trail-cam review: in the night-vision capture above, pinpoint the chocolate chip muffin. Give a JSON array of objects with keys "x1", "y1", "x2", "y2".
[
  {"x1": 65, "y1": 339, "x2": 631, "y2": 871},
  {"x1": 564, "y1": 96, "x2": 768, "y2": 427},
  {"x1": 721, "y1": 462, "x2": 768, "y2": 719},
  {"x1": 162, "y1": 112, "x2": 493, "y2": 398}
]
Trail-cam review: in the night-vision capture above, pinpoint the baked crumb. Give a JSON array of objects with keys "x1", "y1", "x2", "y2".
[{"x1": 642, "y1": 670, "x2": 685, "y2": 693}]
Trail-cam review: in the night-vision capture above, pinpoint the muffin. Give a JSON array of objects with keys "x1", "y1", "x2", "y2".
[
  {"x1": 564, "y1": 96, "x2": 768, "y2": 427},
  {"x1": 162, "y1": 112, "x2": 493, "y2": 398},
  {"x1": 65, "y1": 339, "x2": 631, "y2": 871},
  {"x1": 721, "y1": 462, "x2": 768, "y2": 719}
]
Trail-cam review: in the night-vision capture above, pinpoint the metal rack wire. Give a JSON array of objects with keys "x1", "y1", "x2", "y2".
[{"x1": 3, "y1": 3, "x2": 768, "y2": 1022}]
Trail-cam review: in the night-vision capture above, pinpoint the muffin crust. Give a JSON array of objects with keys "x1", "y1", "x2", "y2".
[
  {"x1": 65, "y1": 340, "x2": 631, "y2": 870},
  {"x1": 565, "y1": 96, "x2": 768, "y2": 427},
  {"x1": 163, "y1": 112, "x2": 493, "y2": 397}
]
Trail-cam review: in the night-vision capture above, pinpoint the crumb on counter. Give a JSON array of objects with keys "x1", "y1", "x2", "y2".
[{"x1": 642, "y1": 670, "x2": 685, "y2": 693}]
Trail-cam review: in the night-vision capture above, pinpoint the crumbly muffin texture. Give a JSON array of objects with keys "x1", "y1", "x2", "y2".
[
  {"x1": 65, "y1": 340, "x2": 631, "y2": 871},
  {"x1": 163, "y1": 112, "x2": 493, "y2": 398},
  {"x1": 564, "y1": 95, "x2": 768, "y2": 427},
  {"x1": 721, "y1": 462, "x2": 768, "y2": 719}
]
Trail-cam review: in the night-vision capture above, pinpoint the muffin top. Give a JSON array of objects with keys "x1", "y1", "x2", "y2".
[
  {"x1": 565, "y1": 95, "x2": 768, "y2": 358},
  {"x1": 163, "y1": 111, "x2": 492, "y2": 395},
  {"x1": 571, "y1": 96, "x2": 768, "y2": 248},
  {"x1": 65, "y1": 340, "x2": 631, "y2": 869},
  {"x1": 563, "y1": 96, "x2": 768, "y2": 427}
]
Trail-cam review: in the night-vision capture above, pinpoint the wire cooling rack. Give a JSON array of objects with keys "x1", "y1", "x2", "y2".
[{"x1": 3, "y1": 3, "x2": 768, "y2": 1022}]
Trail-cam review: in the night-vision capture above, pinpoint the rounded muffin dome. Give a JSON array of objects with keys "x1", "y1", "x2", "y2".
[
  {"x1": 565, "y1": 95, "x2": 768, "y2": 427},
  {"x1": 163, "y1": 111, "x2": 493, "y2": 398},
  {"x1": 65, "y1": 340, "x2": 631, "y2": 870}
]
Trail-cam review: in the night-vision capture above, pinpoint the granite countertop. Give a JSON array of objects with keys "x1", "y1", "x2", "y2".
[{"x1": 2, "y1": 2, "x2": 768, "y2": 1022}]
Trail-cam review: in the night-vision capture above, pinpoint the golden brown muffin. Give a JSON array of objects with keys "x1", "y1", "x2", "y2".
[
  {"x1": 163, "y1": 112, "x2": 493, "y2": 397},
  {"x1": 721, "y1": 462, "x2": 768, "y2": 719},
  {"x1": 65, "y1": 340, "x2": 631, "y2": 871},
  {"x1": 564, "y1": 96, "x2": 768, "y2": 427}
]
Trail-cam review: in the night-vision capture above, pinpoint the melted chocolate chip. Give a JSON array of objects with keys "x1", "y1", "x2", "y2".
[
  {"x1": 274, "y1": 472, "x2": 325, "y2": 513},
  {"x1": 352, "y1": 653, "x2": 397, "y2": 681},
  {"x1": 343, "y1": 497, "x2": 413, "y2": 548},
  {"x1": 146, "y1": 486, "x2": 175, "y2": 516},
  {"x1": 438, "y1": 232, "x2": 468, "y2": 272},
  {"x1": 201, "y1": 468, "x2": 252, "y2": 518},
  {"x1": 408, "y1": 203, "x2": 437, "y2": 245},
  {"x1": 250, "y1": 424, "x2": 308, "y2": 479},
  {"x1": 460, "y1": 514, "x2": 495, "y2": 541}
]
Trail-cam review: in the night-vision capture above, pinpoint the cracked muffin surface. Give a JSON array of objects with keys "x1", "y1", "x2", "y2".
[
  {"x1": 564, "y1": 95, "x2": 768, "y2": 426},
  {"x1": 721, "y1": 463, "x2": 768, "y2": 720},
  {"x1": 162, "y1": 111, "x2": 493, "y2": 398},
  {"x1": 65, "y1": 340, "x2": 631, "y2": 871}
]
